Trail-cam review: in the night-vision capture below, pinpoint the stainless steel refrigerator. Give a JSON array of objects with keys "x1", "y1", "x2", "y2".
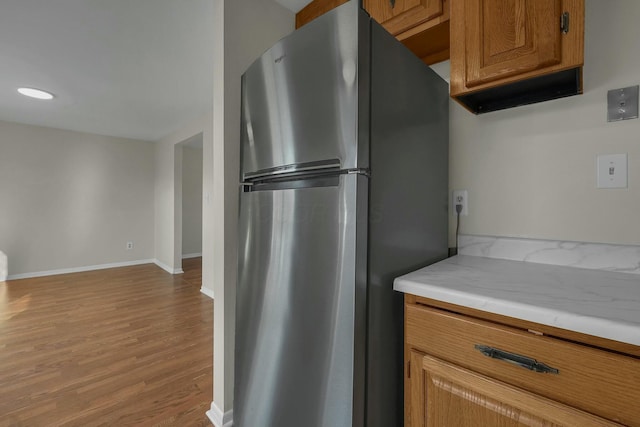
[{"x1": 234, "y1": 2, "x2": 448, "y2": 426}]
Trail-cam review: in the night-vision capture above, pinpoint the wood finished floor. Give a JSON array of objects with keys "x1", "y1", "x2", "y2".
[{"x1": 0, "y1": 258, "x2": 212, "y2": 426}]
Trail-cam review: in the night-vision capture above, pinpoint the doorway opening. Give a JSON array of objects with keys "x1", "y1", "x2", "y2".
[{"x1": 176, "y1": 133, "x2": 203, "y2": 272}]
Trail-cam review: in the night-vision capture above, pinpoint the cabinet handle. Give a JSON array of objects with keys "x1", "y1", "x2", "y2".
[
  {"x1": 474, "y1": 345, "x2": 559, "y2": 374},
  {"x1": 560, "y1": 12, "x2": 570, "y2": 34},
  {"x1": 390, "y1": 0, "x2": 396, "y2": 8}
]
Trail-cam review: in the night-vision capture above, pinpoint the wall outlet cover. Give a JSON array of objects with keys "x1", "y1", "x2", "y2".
[
  {"x1": 452, "y1": 190, "x2": 469, "y2": 216},
  {"x1": 607, "y1": 86, "x2": 639, "y2": 122}
]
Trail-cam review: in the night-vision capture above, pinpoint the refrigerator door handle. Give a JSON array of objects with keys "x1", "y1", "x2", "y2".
[
  {"x1": 243, "y1": 159, "x2": 341, "y2": 182},
  {"x1": 241, "y1": 168, "x2": 369, "y2": 193}
]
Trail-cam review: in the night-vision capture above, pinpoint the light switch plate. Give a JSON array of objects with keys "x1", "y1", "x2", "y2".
[
  {"x1": 607, "y1": 86, "x2": 639, "y2": 122},
  {"x1": 597, "y1": 154, "x2": 628, "y2": 189}
]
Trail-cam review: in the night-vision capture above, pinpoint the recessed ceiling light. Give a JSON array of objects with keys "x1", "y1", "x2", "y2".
[{"x1": 17, "y1": 87, "x2": 55, "y2": 100}]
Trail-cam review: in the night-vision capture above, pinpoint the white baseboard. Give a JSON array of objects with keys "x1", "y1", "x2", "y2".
[
  {"x1": 200, "y1": 286, "x2": 215, "y2": 299},
  {"x1": 182, "y1": 252, "x2": 202, "y2": 259},
  {"x1": 206, "y1": 402, "x2": 233, "y2": 427},
  {"x1": 6, "y1": 259, "x2": 155, "y2": 281},
  {"x1": 153, "y1": 259, "x2": 184, "y2": 275}
]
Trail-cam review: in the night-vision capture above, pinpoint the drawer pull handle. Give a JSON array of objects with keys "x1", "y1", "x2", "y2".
[{"x1": 474, "y1": 344, "x2": 559, "y2": 374}]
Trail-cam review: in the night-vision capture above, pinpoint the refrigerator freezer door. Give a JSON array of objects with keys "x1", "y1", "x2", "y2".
[
  {"x1": 240, "y1": 2, "x2": 362, "y2": 178},
  {"x1": 234, "y1": 174, "x2": 360, "y2": 427}
]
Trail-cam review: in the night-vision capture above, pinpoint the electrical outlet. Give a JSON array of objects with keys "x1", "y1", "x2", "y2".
[
  {"x1": 126, "y1": 241, "x2": 134, "y2": 250},
  {"x1": 452, "y1": 190, "x2": 468, "y2": 216}
]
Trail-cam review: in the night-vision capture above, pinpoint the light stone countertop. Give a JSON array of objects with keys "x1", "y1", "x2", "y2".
[{"x1": 394, "y1": 255, "x2": 640, "y2": 346}]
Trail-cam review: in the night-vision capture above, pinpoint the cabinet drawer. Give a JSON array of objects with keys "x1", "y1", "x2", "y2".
[{"x1": 406, "y1": 304, "x2": 640, "y2": 426}]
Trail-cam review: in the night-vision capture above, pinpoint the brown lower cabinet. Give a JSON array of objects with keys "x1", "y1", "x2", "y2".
[{"x1": 404, "y1": 295, "x2": 640, "y2": 427}]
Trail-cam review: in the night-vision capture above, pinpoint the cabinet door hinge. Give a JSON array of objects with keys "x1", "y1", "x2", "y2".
[
  {"x1": 407, "y1": 360, "x2": 411, "y2": 378},
  {"x1": 560, "y1": 12, "x2": 570, "y2": 34}
]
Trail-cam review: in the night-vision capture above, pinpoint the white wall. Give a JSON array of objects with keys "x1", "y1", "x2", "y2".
[
  {"x1": 154, "y1": 137, "x2": 177, "y2": 272},
  {"x1": 0, "y1": 120, "x2": 155, "y2": 277},
  {"x1": 448, "y1": 0, "x2": 640, "y2": 246},
  {"x1": 210, "y1": 0, "x2": 294, "y2": 419},
  {"x1": 182, "y1": 146, "x2": 203, "y2": 256}
]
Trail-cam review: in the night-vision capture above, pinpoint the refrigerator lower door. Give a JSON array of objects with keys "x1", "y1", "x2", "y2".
[{"x1": 235, "y1": 174, "x2": 360, "y2": 427}]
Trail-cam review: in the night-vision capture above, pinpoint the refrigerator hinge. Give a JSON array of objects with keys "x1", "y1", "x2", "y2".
[{"x1": 346, "y1": 168, "x2": 370, "y2": 177}]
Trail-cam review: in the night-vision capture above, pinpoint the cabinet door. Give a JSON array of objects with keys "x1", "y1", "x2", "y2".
[
  {"x1": 464, "y1": 0, "x2": 562, "y2": 88},
  {"x1": 405, "y1": 349, "x2": 426, "y2": 427},
  {"x1": 295, "y1": 0, "x2": 349, "y2": 28},
  {"x1": 365, "y1": 0, "x2": 445, "y2": 35},
  {"x1": 420, "y1": 355, "x2": 620, "y2": 427}
]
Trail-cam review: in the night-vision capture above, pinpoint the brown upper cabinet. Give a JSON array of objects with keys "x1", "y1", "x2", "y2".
[
  {"x1": 296, "y1": 0, "x2": 584, "y2": 114},
  {"x1": 296, "y1": 0, "x2": 350, "y2": 29},
  {"x1": 364, "y1": 0, "x2": 446, "y2": 36},
  {"x1": 364, "y1": 0, "x2": 450, "y2": 64},
  {"x1": 450, "y1": 0, "x2": 585, "y2": 113},
  {"x1": 296, "y1": 0, "x2": 450, "y2": 65}
]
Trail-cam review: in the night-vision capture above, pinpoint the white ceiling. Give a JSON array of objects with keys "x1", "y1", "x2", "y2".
[
  {"x1": 274, "y1": 0, "x2": 313, "y2": 13},
  {"x1": 0, "y1": 0, "x2": 214, "y2": 141}
]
